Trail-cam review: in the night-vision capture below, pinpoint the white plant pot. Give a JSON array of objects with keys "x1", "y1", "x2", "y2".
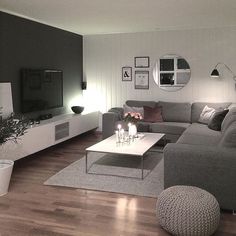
[{"x1": 0, "y1": 160, "x2": 14, "y2": 196}]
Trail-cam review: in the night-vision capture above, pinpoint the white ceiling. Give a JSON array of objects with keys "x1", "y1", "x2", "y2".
[{"x1": 0, "y1": 0, "x2": 236, "y2": 35}]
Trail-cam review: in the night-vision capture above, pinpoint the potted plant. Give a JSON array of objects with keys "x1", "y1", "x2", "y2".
[{"x1": 0, "y1": 109, "x2": 28, "y2": 196}]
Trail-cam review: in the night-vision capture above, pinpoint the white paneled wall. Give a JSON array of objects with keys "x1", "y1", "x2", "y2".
[{"x1": 83, "y1": 28, "x2": 236, "y2": 129}]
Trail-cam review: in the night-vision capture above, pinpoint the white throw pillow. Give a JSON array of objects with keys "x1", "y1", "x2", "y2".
[
  {"x1": 123, "y1": 104, "x2": 144, "y2": 118},
  {"x1": 198, "y1": 105, "x2": 216, "y2": 124}
]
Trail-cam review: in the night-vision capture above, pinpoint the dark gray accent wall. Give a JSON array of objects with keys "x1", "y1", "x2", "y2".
[{"x1": 0, "y1": 11, "x2": 83, "y2": 117}]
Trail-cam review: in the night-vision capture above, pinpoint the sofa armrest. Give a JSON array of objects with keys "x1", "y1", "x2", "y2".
[
  {"x1": 102, "y1": 107, "x2": 123, "y2": 139},
  {"x1": 164, "y1": 143, "x2": 236, "y2": 210}
]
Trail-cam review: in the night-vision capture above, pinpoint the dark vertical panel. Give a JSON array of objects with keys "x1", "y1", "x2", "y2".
[{"x1": 0, "y1": 11, "x2": 83, "y2": 117}]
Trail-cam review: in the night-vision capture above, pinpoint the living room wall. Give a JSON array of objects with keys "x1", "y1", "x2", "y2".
[
  {"x1": 83, "y1": 27, "x2": 236, "y2": 119},
  {"x1": 0, "y1": 11, "x2": 83, "y2": 116}
]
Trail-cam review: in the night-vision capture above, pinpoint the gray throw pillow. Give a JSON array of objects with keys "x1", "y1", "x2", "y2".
[{"x1": 208, "y1": 109, "x2": 229, "y2": 131}]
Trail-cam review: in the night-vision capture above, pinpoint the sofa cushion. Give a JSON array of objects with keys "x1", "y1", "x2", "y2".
[
  {"x1": 219, "y1": 121, "x2": 236, "y2": 148},
  {"x1": 208, "y1": 109, "x2": 229, "y2": 131},
  {"x1": 149, "y1": 122, "x2": 190, "y2": 135},
  {"x1": 221, "y1": 107, "x2": 236, "y2": 133},
  {"x1": 191, "y1": 102, "x2": 231, "y2": 123},
  {"x1": 159, "y1": 101, "x2": 191, "y2": 123},
  {"x1": 183, "y1": 123, "x2": 221, "y2": 137},
  {"x1": 136, "y1": 121, "x2": 150, "y2": 132},
  {"x1": 126, "y1": 100, "x2": 157, "y2": 108},
  {"x1": 178, "y1": 123, "x2": 222, "y2": 146},
  {"x1": 143, "y1": 106, "x2": 163, "y2": 123},
  {"x1": 177, "y1": 133, "x2": 221, "y2": 146}
]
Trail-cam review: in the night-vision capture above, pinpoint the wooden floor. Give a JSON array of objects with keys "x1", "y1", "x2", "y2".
[{"x1": 0, "y1": 131, "x2": 235, "y2": 236}]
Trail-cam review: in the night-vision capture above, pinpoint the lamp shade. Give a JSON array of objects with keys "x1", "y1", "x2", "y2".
[{"x1": 211, "y1": 69, "x2": 220, "y2": 77}]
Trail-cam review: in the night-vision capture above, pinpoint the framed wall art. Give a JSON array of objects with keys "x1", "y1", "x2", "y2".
[
  {"x1": 122, "y1": 67, "x2": 132, "y2": 81},
  {"x1": 135, "y1": 71, "x2": 149, "y2": 89},
  {"x1": 134, "y1": 57, "x2": 150, "y2": 68}
]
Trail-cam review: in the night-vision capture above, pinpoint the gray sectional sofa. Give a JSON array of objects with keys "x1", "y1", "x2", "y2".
[{"x1": 102, "y1": 100, "x2": 236, "y2": 210}]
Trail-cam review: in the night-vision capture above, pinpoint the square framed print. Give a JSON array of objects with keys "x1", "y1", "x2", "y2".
[
  {"x1": 134, "y1": 57, "x2": 150, "y2": 68},
  {"x1": 122, "y1": 67, "x2": 132, "y2": 81},
  {"x1": 135, "y1": 71, "x2": 149, "y2": 89}
]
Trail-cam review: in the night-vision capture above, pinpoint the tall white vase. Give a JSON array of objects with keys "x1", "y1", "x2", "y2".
[{"x1": 128, "y1": 123, "x2": 137, "y2": 137}]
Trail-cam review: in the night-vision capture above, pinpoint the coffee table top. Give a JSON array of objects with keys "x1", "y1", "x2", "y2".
[{"x1": 86, "y1": 132, "x2": 165, "y2": 156}]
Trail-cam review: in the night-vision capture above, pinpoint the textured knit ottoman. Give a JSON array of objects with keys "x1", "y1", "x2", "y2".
[{"x1": 157, "y1": 186, "x2": 220, "y2": 236}]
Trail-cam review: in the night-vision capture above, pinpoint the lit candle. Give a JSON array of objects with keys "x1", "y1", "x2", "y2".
[
  {"x1": 117, "y1": 124, "x2": 122, "y2": 130},
  {"x1": 115, "y1": 130, "x2": 119, "y2": 143},
  {"x1": 120, "y1": 129, "x2": 124, "y2": 142}
]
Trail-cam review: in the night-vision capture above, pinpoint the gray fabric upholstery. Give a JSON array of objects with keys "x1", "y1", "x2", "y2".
[
  {"x1": 126, "y1": 100, "x2": 157, "y2": 108},
  {"x1": 164, "y1": 143, "x2": 236, "y2": 210},
  {"x1": 177, "y1": 133, "x2": 221, "y2": 146},
  {"x1": 149, "y1": 122, "x2": 190, "y2": 135},
  {"x1": 183, "y1": 123, "x2": 221, "y2": 137},
  {"x1": 159, "y1": 101, "x2": 191, "y2": 123},
  {"x1": 220, "y1": 121, "x2": 236, "y2": 148},
  {"x1": 177, "y1": 123, "x2": 221, "y2": 146},
  {"x1": 136, "y1": 121, "x2": 150, "y2": 132},
  {"x1": 108, "y1": 107, "x2": 124, "y2": 119},
  {"x1": 102, "y1": 112, "x2": 120, "y2": 139},
  {"x1": 221, "y1": 107, "x2": 236, "y2": 133},
  {"x1": 191, "y1": 102, "x2": 231, "y2": 123}
]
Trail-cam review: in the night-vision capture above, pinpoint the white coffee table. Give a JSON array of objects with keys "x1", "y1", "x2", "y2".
[{"x1": 85, "y1": 132, "x2": 165, "y2": 179}]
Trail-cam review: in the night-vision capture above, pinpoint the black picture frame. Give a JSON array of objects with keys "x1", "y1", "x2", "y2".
[
  {"x1": 122, "y1": 67, "x2": 132, "y2": 81},
  {"x1": 135, "y1": 71, "x2": 149, "y2": 89},
  {"x1": 134, "y1": 57, "x2": 150, "y2": 68}
]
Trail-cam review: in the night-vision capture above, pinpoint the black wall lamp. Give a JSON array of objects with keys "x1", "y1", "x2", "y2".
[{"x1": 211, "y1": 62, "x2": 236, "y2": 81}]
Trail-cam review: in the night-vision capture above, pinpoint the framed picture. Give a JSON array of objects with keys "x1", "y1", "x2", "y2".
[
  {"x1": 122, "y1": 67, "x2": 132, "y2": 81},
  {"x1": 134, "y1": 57, "x2": 150, "y2": 68},
  {"x1": 135, "y1": 71, "x2": 149, "y2": 89}
]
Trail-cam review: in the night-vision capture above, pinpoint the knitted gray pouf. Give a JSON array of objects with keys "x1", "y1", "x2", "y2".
[{"x1": 157, "y1": 186, "x2": 220, "y2": 236}]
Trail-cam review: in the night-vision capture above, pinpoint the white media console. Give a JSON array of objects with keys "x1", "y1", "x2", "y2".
[{"x1": 0, "y1": 111, "x2": 99, "y2": 161}]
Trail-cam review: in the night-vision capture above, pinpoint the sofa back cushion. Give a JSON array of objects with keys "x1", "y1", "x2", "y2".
[
  {"x1": 159, "y1": 101, "x2": 191, "y2": 123},
  {"x1": 219, "y1": 121, "x2": 236, "y2": 148},
  {"x1": 143, "y1": 106, "x2": 163, "y2": 123},
  {"x1": 191, "y1": 102, "x2": 231, "y2": 123},
  {"x1": 126, "y1": 100, "x2": 157, "y2": 108},
  {"x1": 221, "y1": 107, "x2": 236, "y2": 133}
]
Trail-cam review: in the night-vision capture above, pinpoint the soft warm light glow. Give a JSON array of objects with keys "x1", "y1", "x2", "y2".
[
  {"x1": 116, "y1": 198, "x2": 137, "y2": 220},
  {"x1": 116, "y1": 198, "x2": 128, "y2": 216},
  {"x1": 117, "y1": 124, "x2": 122, "y2": 130},
  {"x1": 68, "y1": 95, "x2": 83, "y2": 108},
  {"x1": 82, "y1": 82, "x2": 107, "y2": 113}
]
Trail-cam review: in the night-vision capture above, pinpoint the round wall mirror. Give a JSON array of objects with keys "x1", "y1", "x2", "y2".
[{"x1": 153, "y1": 54, "x2": 191, "y2": 91}]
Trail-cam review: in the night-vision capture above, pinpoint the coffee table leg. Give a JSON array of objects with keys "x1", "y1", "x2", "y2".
[
  {"x1": 85, "y1": 151, "x2": 88, "y2": 173},
  {"x1": 141, "y1": 156, "x2": 144, "y2": 179}
]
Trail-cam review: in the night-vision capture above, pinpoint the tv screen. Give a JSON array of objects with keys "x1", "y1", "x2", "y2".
[{"x1": 21, "y1": 69, "x2": 63, "y2": 113}]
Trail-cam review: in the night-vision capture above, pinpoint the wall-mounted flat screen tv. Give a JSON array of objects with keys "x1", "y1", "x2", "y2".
[{"x1": 21, "y1": 69, "x2": 63, "y2": 113}]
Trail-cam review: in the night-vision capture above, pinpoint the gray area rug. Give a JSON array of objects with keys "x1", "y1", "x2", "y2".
[{"x1": 44, "y1": 151, "x2": 164, "y2": 198}]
